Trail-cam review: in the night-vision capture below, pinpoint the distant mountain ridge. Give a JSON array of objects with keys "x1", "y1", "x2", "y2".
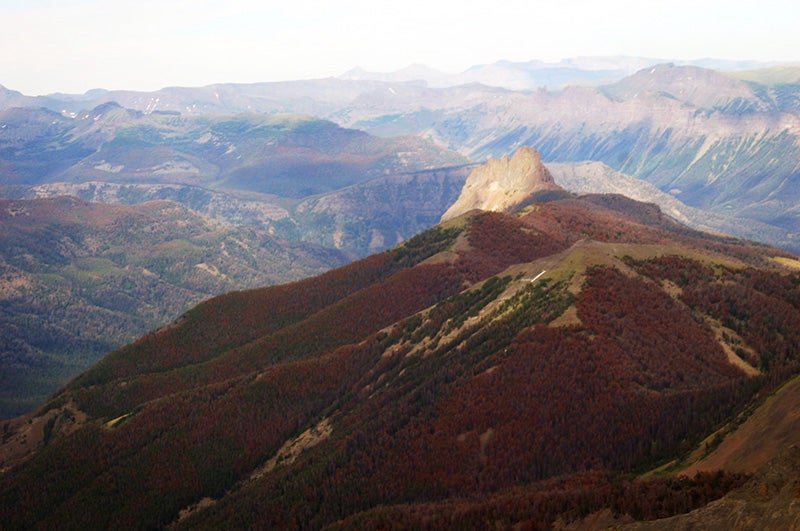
[
  {"x1": 339, "y1": 56, "x2": 780, "y2": 90},
  {"x1": 0, "y1": 56, "x2": 778, "y2": 106},
  {"x1": 0, "y1": 105, "x2": 463, "y2": 194},
  {"x1": 0, "y1": 106, "x2": 468, "y2": 256},
  {"x1": 0, "y1": 57, "x2": 790, "y2": 119},
  {"x1": 331, "y1": 63, "x2": 800, "y2": 252},
  {"x1": 3, "y1": 60, "x2": 799, "y2": 253}
]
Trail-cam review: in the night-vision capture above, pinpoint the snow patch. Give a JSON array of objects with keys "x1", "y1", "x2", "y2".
[{"x1": 94, "y1": 161, "x2": 124, "y2": 173}]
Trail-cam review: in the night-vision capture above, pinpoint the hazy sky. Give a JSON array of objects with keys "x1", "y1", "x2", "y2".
[{"x1": 2, "y1": 0, "x2": 798, "y2": 95}]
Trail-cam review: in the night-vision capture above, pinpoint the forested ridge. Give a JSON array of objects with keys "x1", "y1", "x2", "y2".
[{"x1": 1, "y1": 193, "x2": 799, "y2": 529}]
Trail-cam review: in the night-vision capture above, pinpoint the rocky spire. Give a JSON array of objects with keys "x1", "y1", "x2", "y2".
[{"x1": 441, "y1": 146, "x2": 563, "y2": 222}]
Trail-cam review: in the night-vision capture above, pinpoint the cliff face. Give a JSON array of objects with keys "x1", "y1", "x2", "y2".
[
  {"x1": 441, "y1": 147, "x2": 563, "y2": 221},
  {"x1": 295, "y1": 165, "x2": 473, "y2": 256}
]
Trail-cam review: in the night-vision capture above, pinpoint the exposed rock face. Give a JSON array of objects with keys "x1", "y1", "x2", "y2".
[{"x1": 441, "y1": 146, "x2": 562, "y2": 222}]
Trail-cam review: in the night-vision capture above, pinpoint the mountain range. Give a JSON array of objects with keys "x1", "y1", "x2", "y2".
[
  {"x1": 2, "y1": 59, "x2": 798, "y2": 254},
  {"x1": 0, "y1": 103, "x2": 468, "y2": 254},
  {"x1": 1, "y1": 151, "x2": 799, "y2": 528},
  {"x1": 331, "y1": 63, "x2": 800, "y2": 252},
  {"x1": 0, "y1": 109, "x2": 469, "y2": 419},
  {"x1": 339, "y1": 56, "x2": 779, "y2": 90},
  {"x1": 2, "y1": 58, "x2": 800, "y2": 418}
]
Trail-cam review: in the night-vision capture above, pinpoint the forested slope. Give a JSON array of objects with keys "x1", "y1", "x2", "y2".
[{"x1": 1, "y1": 193, "x2": 799, "y2": 529}]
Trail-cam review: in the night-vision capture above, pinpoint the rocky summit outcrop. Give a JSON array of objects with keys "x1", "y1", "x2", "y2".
[{"x1": 441, "y1": 146, "x2": 562, "y2": 221}]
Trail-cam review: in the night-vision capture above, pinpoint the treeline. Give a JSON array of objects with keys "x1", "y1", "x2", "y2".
[{"x1": 328, "y1": 470, "x2": 750, "y2": 530}]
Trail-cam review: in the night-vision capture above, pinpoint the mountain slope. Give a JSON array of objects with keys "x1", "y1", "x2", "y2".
[
  {"x1": 0, "y1": 196, "x2": 347, "y2": 419},
  {"x1": 1, "y1": 188, "x2": 798, "y2": 528},
  {"x1": 618, "y1": 446, "x2": 800, "y2": 529},
  {"x1": 292, "y1": 164, "x2": 473, "y2": 255},
  {"x1": 680, "y1": 372, "x2": 800, "y2": 477},
  {"x1": 21, "y1": 162, "x2": 474, "y2": 259},
  {"x1": 548, "y1": 160, "x2": 794, "y2": 247}
]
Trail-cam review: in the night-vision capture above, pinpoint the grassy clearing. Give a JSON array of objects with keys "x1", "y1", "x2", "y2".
[
  {"x1": 773, "y1": 256, "x2": 800, "y2": 270},
  {"x1": 104, "y1": 411, "x2": 133, "y2": 429}
]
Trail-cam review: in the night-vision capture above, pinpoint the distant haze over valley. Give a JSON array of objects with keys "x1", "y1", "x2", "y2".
[
  {"x1": 0, "y1": 56, "x2": 789, "y2": 103},
  {"x1": 2, "y1": 56, "x2": 798, "y2": 253}
]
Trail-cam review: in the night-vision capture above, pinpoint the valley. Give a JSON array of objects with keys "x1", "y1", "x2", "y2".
[
  {"x1": 0, "y1": 196, "x2": 349, "y2": 418},
  {"x1": 0, "y1": 108, "x2": 470, "y2": 418},
  {"x1": 1, "y1": 58, "x2": 800, "y2": 528}
]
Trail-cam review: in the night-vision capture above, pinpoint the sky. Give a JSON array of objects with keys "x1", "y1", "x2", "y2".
[{"x1": 1, "y1": 0, "x2": 798, "y2": 96}]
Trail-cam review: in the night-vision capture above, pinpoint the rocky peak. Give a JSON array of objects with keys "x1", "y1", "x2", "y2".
[{"x1": 441, "y1": 146, "x2": 562, "y2": 221}]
